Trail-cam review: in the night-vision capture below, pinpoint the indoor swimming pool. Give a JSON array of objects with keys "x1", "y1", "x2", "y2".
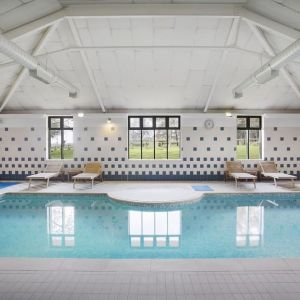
[{"x1": 0, "y1": 193, "x2": 300, "y2": 259}]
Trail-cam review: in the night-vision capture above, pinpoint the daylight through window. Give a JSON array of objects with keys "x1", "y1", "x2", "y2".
[
  {"x1": 236, "y1": 116, "x2": 262, "y2": 160},
  {"x1": 128, "y1": 116, "x2": 180, "y2": 159},
  {"x1": 48, "y1": 116, "x2": 73, "y2": 159}
]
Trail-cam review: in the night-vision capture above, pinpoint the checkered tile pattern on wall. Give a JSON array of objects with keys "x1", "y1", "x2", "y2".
[{"x1": 0, "y1": 114, "x2": 299, "y2": 180}]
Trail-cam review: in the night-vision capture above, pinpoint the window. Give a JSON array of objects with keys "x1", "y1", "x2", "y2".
[
  {"x1": 128, "y1": 116, "x2": 180, "y2": 159},
  {"x1": 236, "y1": 116, "x2": 261, "y2": 159},
  {"x1": 48, "y1": 116, "x2": 73, "y2": 159}
]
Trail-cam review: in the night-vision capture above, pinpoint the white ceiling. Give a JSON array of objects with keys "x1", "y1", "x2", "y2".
[{"x1": 0, "y1": 0, "x2": 300, "y2": 112}]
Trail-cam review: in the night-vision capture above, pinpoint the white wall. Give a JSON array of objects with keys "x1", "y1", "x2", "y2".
[{"x1": 0, "y1": 113, "x2": 299, "y2": 180}]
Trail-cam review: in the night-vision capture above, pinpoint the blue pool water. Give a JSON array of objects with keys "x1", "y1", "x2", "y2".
[{"x1": 0, "y1": 193, "x2": 300, "y2": 259}]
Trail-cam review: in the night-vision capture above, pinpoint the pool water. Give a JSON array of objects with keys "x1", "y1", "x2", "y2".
[{"x1": 0, "y1": 193, "x2": 300, "y2": 259}]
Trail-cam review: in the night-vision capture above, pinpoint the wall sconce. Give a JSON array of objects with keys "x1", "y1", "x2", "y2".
[
  {"x1": 225, "y1": 112, "x2": 233, "y2": 117},
  {"x1": 107, "y1": 118, "x2": 111, "y2": 124},
  {"x1": 77, "y1": 112, "x2": 84, "y2": 118}
]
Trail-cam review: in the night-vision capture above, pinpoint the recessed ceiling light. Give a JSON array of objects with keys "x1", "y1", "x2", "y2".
[
  {"x1": 225, "y1": 112, "x2": 232, "y2": 117},
  {"x1": 77, "y1": 112, "x2": 84, "y2": 118}
]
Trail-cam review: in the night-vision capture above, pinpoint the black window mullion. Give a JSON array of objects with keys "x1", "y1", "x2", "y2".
[
  {"x1": 140, "y1": 128, "x2": 143, "y2": 160},
  {"x1": 167, "y1": 129, "x2": 169, "y2": 159},
  {"x1": 61, "y1": 117, "x2": 64, "y2": 159},
  {"x1": 247, "y1": 129, "x2": 249, "y2": 159}
]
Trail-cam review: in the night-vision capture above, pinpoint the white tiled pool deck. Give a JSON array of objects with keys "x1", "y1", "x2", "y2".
[{"x1": 0, "y1": 180, "x2": 300, "y2": 299}]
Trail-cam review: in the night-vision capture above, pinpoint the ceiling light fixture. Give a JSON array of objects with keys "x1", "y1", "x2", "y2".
[
  {"x1": 107, "y1": 118, "x2": 111, "y2": 124},
  {"x1": 225, "y1": 112, "x2": 232, "y2": 117},
  {"x1": 77, "y1": 112, "x2": 84, "y2": 118}
]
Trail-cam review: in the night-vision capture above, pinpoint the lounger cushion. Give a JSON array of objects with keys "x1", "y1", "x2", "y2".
[
  {"x1": 73, "y1": 173, "x2": 100, "y2": 180},
  {"x1": 27, "y1": 173, "x2": 59, "y2": 179},
  {"x1": 261, "y1": 172, "x2": 296, "y2": 179},
  {"x1": 230, "y1": 173, "x2": 257, "y2": 179}
]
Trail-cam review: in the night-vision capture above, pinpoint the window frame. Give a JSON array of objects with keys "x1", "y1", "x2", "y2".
[
  {"x1": 128, "y1": 116, "x2": 181, "y2": 160},
  {"x1": 236, "y1": 116, "x2": 262, "y2": 160},
  {"x1": 48, "y1": 116, "x2": 74, "y2": 160}
]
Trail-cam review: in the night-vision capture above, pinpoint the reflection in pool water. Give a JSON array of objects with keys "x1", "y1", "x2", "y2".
[{"x1": 0, "y1": 193, "x2": 300, "y2": 258}]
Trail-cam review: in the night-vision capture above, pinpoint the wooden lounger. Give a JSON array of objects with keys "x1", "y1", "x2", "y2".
[
  {"x1": 226, "y1": 161, "x2": 257, "y2": 189},
  {"x1": 259, "y1": 161, "x2": 296, "y2": 187},
  {"x1": 230, "y1": 172, "x2": 257, "y2": 188},
  {"x1": 27, "y1": 163, "x2": 63, "y2": 189},
  {"x1": 73, "y1": 162, "x2": 102, "y2": 188}
]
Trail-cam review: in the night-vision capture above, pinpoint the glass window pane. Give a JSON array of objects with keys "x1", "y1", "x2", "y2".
[
  {"x1": 129, "y1": 130, "x2": 141, "y2": 159},
  {"x1": 63, "y1": 118, "x2": 73, "y2": 128},
  {"x1": 236, "y1": 130, "x2": 247, "y2": 159},
  {"x1": 50, "y1": 130, "x2": 61, "y2": 159},
  {"x1": 143, "y1": 117, "x2": 153, "y2": 128},
  {"x1": 50, "y1": 118, "x2": 60, "y2": 129},
  {"x1": 169, "y1": 117, "x2": 179, "y2": 128},
  {"x1": 142, "y1": 130, "x2": 154, "y2": 159},
  {"x1": 250, "y1": 117, "x2": 260, "y2": 128},
  {"x1": 63, "y1": 130, "x2": 73, "y2": 159},
  {"x1": 130, "y1": 117, "x2": 140, "y2": 128},
  {"x1": 237, "y1": 117, "x2": 247, "y2": 128},
  {"x1": 155, "y1": 130, "x2": 167, "y2": 159},
  {"x1": 249, "y1": 130, "x2": 261, "y2": 159},
  {"x1": 168, "y1": 130, "x2": 180, "y2": 159},
  {"x1": 156, "y1": 117, "x2": 166, "y2": 128}
]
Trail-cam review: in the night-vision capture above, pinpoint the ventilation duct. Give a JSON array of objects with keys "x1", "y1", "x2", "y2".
[
  {"x1": 0, "y1": 34, "x2": 78, "y2": 98},
  {"x1": 233, "y1": 38, "x2": 300, "y2": 98}
]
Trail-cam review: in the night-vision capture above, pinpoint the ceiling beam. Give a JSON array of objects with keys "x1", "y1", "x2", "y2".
[
  {"x1": 3, "y1": 9, "x2": 64, "y2": 41},
  {"x1": 0, "y1": 22, "x2": 60, "y2": 113},
  {"x1": 68, "y1": 19, "x2": 106, "y2": 113},
  {"x1": 2, "y1": 4, "x2": 300, "y2": 43},
  {"x1": 240, "y1": 8, "x2": 300, "y2": 41},
  {"x1": 203, "y1": 17, "x2": 240, "y2": 112},
  {"x1": 1, "y1": 45, "x2": 280, "y2": 71},
  {"x1": 246, "y1": 21, "x2": 300, "y2": 100},
  {"x1": 65, "y1": 3, "x2": 242, "y2": 18}
]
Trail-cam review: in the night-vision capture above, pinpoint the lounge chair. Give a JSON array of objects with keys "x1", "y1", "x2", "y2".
[
  {"x1": 27, "y1": 162, "x2": 63, "y2": 189},
  {"x1": 226, "y1": 161, "x2": 257, "y2": 188},
  {"x1": 259, "y1": 161, "x2": 296, "y2": 187},
  {"x1": 73, "y1": 162, "x2": 102, "y2": 188}
]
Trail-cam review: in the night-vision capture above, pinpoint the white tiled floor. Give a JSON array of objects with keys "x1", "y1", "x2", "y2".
[
  {"x1": 0, "y1": 258, "x2": 300, "y2": 299},
  {"x1": 0, "y1": 180, "x2": 300, "y2": 299}
]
